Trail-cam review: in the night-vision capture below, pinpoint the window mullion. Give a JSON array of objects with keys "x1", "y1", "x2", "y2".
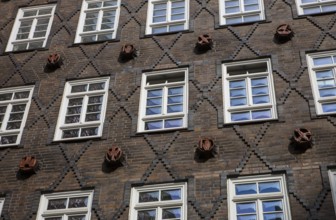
[
  {"x1": 247, "y1": 77, "x2": 252, "y2": 107},
  {"x1": 29, "y1": 18, "x2": 38, "y2": 40},
  {"x1": 240, "y1": 0, "x2": 244, "y2": 13},
  {"x1": 81, "y1": 95, "x2": 89, "y2": 124},
  {"x1": 163, "y1": 86, "x2": 168, "y2": 116},
  {"x1": 167, "y1": 1, "x2": 171, "y2": 22},
  {"x1": 97, "y1": 9, "x2": 103, "y2": 32},
  {"x1": 2, "y1": 104, "x2": 12, "y2": 132},
  {"x1": 257, "y1": 199, "x2": 263, "y2": 220}
]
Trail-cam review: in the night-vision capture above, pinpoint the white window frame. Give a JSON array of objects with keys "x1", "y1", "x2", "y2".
[
  {"x1": 36, "y1": 190, "x2": 94, "y2": 220},
  {"x1": 54, "y1": 77, "x2": 109, "y2": 141},
  {"x1": 329, "y1": 170, "x2": 336, "y2": 215},
  {"x1": 295, "y1": 0, "x2": 336, "y2": 15},
  {"x1": 6, "y1": 4, "x2": 56, "y2": 52},
  {"x1": 146, "y1": 0, "x2": 189, "y2": 35},
  {"x1": 227, "y1": 175, "x2": 291, "y2": 220},
  {"x1": 0, "y1": 86, "x2": 34, "y2": 147},
  {"x1": 75, "y1": 0, "x2": 121, "y2": 43},
  {"x1": 129, "y1": 182, "x2": 187, "y2": 220},
  {"x1": 137, "y1": 68, "x2": 188, "y2": 132},
  {"x1": 0, "y1": 198, "x2": 4, "y2": 215},
  {"x1": 306, "y1": 51, "x2": 336, "y2": 116},
  {"x1": 222, "y1": 59, "x2": 277, "y2": 124},
  {"x1": 219, "y1": 0, "x2": 265, "y2": 25}
]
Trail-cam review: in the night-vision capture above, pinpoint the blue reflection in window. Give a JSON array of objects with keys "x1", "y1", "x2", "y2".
[
  {"x1": 161, "y1": 189, "x2": 181, "y2": 200},
  {"x1": 168, "y1": 87, "x2": 183, "y2": 95},
  {"x1": 259, "y1": 181, "x2": 280, "y2": 193},
  {"x1": 146, "y1": 107, "x2": 162, "y2": 115},
  {"x1": 316, "y1": 70, "x2": 333, "y2": 79},
  {"x1": 313, "y1": 56, "x2": 333, "y2": 66},
  {"x1": 235, "y1": 183, "x2": 257, "y2": 195},
  {"x1": 230, "y1": 80, "x2": 246, "y2": 88},
  {"x1": 138, "y1": 209, "x2": 156, "y2": 220},
  {"x1": 236, "y1": 202, "x2": 256, "y2": 214},
  {"x1": 148, "y1": 89, "x2": 162, "y2": 97},
  {"x1": 303, "y1": 7, "x2": 321, "y2": 14},
  {"x1": 244, "y1": 14, "x2": 260, "y2": 22},
  {"x1": 231, "y1": 112, "x2": 250, "y2": 121},
  {"x1": 252, "y1": 110, "x2": 271, "y2": 119},
  {"x1": 251, "y1": 78, "x2": 267, "y2": 86},
  {"x1": 167, "y1": 105, "x2": 183, "y2": 113},
  {"x1": 252, "y1": 86, "x2": 268, "y2": 95},
  {"x1": 168, "y1": 96, "x2": 183, "y2": 104},
  {"x1": 322, "y1": 103, "x2": 336, "y2": 112},
  {"x1": 319, "y1": 88, "x2": 336, "y2": 97},
  {"x1": 153, "y1": 26, "x2": 167, "y2": 34},
  {"x1": 252, "y1": 95, "x2": 269, "y2": 104},
  {"x1": 145, "y1": 121, "x2": 163, "y2": 130},
  {"x1": 169, "y1": 24, "x2": 184, "y2": 32},
  {"x1": 147, "y1": 98, "x2": 162, "y2": 106},
  {"x1": 262, "y1": 200, "x2": 283, "y2": 212},
  {"x1": 263, "y1": 213, "x2": 284, "y2": 220},
  {"x1": 230, "y1": 98, "x2": 247, "y2": 106},
  {"x1": 164, "y1": 118, "x2": 182, "y2": 128},
  {"x1": 322, "y1": 4, "x2": 336, "y2": 12},
  {"x1": 230, "y1": 89, "x2": 246, "y2": 97},
  {"x1": 162, "y1": 207, "x2": 181, "y2": 218},
  {"x1": 237, "y1": 215, "x2": 257, "y2": 220},
  {"x1": 317, "y1": 80, "x2": 336, "y2": 89}
]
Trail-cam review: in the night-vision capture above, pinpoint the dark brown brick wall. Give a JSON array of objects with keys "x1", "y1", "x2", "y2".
[{"x1": 0, "y1": 0, "x2": 335, "y2": 219}]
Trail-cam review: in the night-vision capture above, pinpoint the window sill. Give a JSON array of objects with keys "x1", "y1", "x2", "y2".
[
  {"x1": 143, "y1": 29, "x2": 192, "y2": 38},
  {"x1": 223, "y1": 118, "x2": 278, "y2": 126},
  {"x1": 217, "y1": 19, "x2": 269, "y2": 29},
  {"x1": 135, "y1": 127, "x2": 189, "y2": 136}
]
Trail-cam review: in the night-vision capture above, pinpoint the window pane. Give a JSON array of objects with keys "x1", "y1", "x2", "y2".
[
  {"x1": 147, "y1": 98, "x2": 162, "y2": 106},
  {"x1": 251, "y1": 109, "x2": 271, "y2": 119},
  {"x1": 1, "y1": 135, "x2": 17, "y2": 144},
  {"x1": 319, "y1": 88, "x2": 336, "y2": 97},
  {"x1": 88, "y1": 2, "x2": 102, "y2": 8},
  {"x1": 65, "y1": 114, "x2": 81, "y2": 124},
  {"x1": 172, "y1": 7, "x2": 185, "y2": 14},
  {"x1": 252, "y1": 95, "x2": 270, "y2": 104},
  {"x1": 0, "y1": 93, "x2": 13, "y2": 101},
  {"x1": 97, "y1": 33, "x2": 113, "y2": 41},
  {"x1": 162, "y1": 207, "x2": 181, "y2": 219},
  {"x1": 0, "y1": 106, "x2": 7, "y2": 113},
  {"x1": 245, "y1": 0, "x2": 258, "y2": 4},
  {"x1": 85, "y1": 113, "x2": 100, "y2": 121},
  {"x1": 12, "y1": 104, "x2": 26, "y2": 112},
  {"x1": 45, "y1": 218, "x2": 62, "y2": 220},
  {"x1": 172, "y1": 1, "x2": 185, "y2": 8},
  {"x1": 89, "y1": 96, "x2": 103, "y2": 104},
  {"x1": 316, "y1": 70, "x2": 333, "y2": 79},
  {"x1": 38, "y1": 8, "x2": 52, "y2": 15},
  {"x1": 167, "y1": 104, "x2": 183, "y2": 113},
  {"x1": 28, "y1": 41, "x2": 44, "y2": 49},
  {"x1": 171, "y1": 14, "x2": 184, "y2": 20},
  {"x1": 68, "y1": 216, "x2": 86, "y2": 220},
  {"x1": 237, "y1": 216, "x2": 257, "y2": 220},
  {"x1": 104, "y1": 0, "x2": 118, "y2": 7},
  {"x1": 230, "y1": 80, "x2": 245, "y2": 88},
  {"x1": 168, "y1": 87, "x2": 183, "y2": 95},
  {"x1": 235, "y1": 183, "x2": 257, "y2": 195},
  {"x1": 23, "y1": 10, "x2": 37, "y2": 17},
  {"x1": 145, "y1": 120, "x2": 163, "y2": 130},
  {"x1": 9, "y1": 113, "x2": 23, "y2": 121},
  {"x1": 14, "y1": 91, "x2": 29, "y2": 99},
  {"x1": 164, "y1": 118, "x2": 183, "y2": 128},
  {"x1": 259, "y1": 181, "x2": 281, "y2": 193},
  {"x1": 13, "y1": 43, "x2": 28, "y2": 51},
  {"x1": 245, "y1": 4, "x2": 259, "y2": 11},
  {"x1": 313, "y1": 56, "x2": 333, "y2": 66},
  {"x1": 81, "y1": 127, "x2": 98, "y2": 136},
  {"x1": 169, "y1": 24, "x2": 184, "y2": 32},
  {"x1": 154, "y1": 3, "x2": 167, "y2": 10},
  {"x1": 6, "y1": 122, "x2": 21, "y2": 130},
  {"x1": 153, "y1": 16, "x2": 167, "y2": 23},
  {"x1": 148, "y1": 89, "x2": 162, "y2": 97},
  {"x1": 161, "y1": 189, "x2": 181, "y2": 200},
  {"x1": 236, "y1": 202, "x2": 256, "y2": 214},
  {"x1": 82, "y1": 35, "x2": 96, "y2": 42},
  {"x1": 322, "y1": 4, "x2": 336, "y2": 12},
  {"x1": 68, "y1": 197, "x2": 88, "y2": 208},
  {"x1": 230, "y1": 88, "x2": 246, "y2": 97},
  {"x1": 226, "y1": 17, "x2": 243, "y2": 24},
  {"x1": 168, "y1": 96, "x2": 183, "y2": 104},
  {"x1": 153, "y1": 26, "x2": 167, "y2": 34},
  {"x1": 89, "y1": 83, "x2": 105, "y2": 91},
  {"x1": 69, "y1": 98, "x2": 83, "y2": 106},
  {"x1": 262, "y1": 200, "x2": 283, "y2": 212},
  {"x1": 252, "y1": 86, "x2": 268, "y2": 95},
  {"x1": 138, "y1": 210, "x2": 156, "y2": 220},
  {"x1": 226, "y1": 7, "x2": 240, "y2": 14},
  {"x1": 230, "y1": 98, "x2": 247, "y2": 106},
  {"x1": 322, "y1": 103, "x2": 336, "y2": 112},
  {"x1": 72, "y1": 85, "x2": 87, "y2": 93},
  {"x1": 251, "y1": 78, "x2": 267, "y2": 86},
  {"x1": 301, "y1": 0, "x2": 317, "y2": 3},
  {"x1": 62, "y1": 129, "x2": 79, "y2": 138},
  {"x1": 139, "y1": 191, "x2": 159, "y2": 202},
  {"x1": 303, "y1": 7, "x2": 321, "y2": 14},
  {"x1": 231, "y1": 112, "x2": 250, "y2": 121},
  {"x1": 264, "y1": 213, "x2": 284, "y2": 220},
  {"x1": 226, "y1": 0, "x2": 240, "y2": 7},
  {"x1": 154, "y1": 9, "x2": 166, "y2": 16},
  {"x1": 47, "y1": 199, "x2": 67, "y2": 210},
  {"x1": 244, "y1": 14, "x2": 260, "y2": 22},
  {"x1": 87, "y1": 104, "x2": 102, "y2": 113},
  {"x1": 146, "y1": 107, "x2": 162, "y2": 115}
]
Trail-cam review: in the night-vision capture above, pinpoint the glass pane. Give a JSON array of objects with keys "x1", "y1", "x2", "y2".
[
  {"x1": 38, "y1": 8, "x2": 52, "y2": 15},
  {"x1": 319, "y1": 88, "x2": 336, "y2": 97},
  {"x1": 154, "y1": 3, "x2": 167, "y2": 10},
  {"x1": 253, "y1": 95, "x2": 269, "y2": 104},
  {"x1": 245, "y1": 0, "x2": 258, "y2": 4},
  {"x1": 67, "y1": 106, "x2": 82, "y2": 115},
  {"x1": 262, "y1": 200, "x2": 283, "y2": 212},
  {"x1": 252, "y1": 86, "x2": 268, "y2": 95},
  {"x1": 68, "y1": 197, "x2": 88, "y2": 208},
  {"x1": 66, "y1": 115, "x2": 80, "y2": 123},
  {"x1": 147, "y1": 98, "x2": 162, "y2": 106},
  {"x1": 13, "y1": 43, "x2": 28, "y2": 51},
  {"x1": 28, "y1": 41, "x2": 44, "y2": 49},
  {"x1": 171, "y1": 14, "x2": 184, "y2": 20},
  {"x1": 85, "y1": 113, "x2": 100, "y2": 121},
  {"x1": 301, "y1": 0, "x2": 317, "y2": 3},
  {"x1": 0, "y1": 106, "x2": 7, "y2": 113},
  {"x1": 167, "y1": 104, "x2": 183, "y2": 113},
  {"x1": 230, "y1": 80, "x2": 245, "y2": 88},
  {"x1": 244, "y1": 14, "x2": 260, "y2": 22},
  {"x1": 236, "y1": 202, "x2": 256, "y2": 214},
  {"x1": 89, "y1": 96, "x2": 103, "y2": 104},
  {"x1": 322, "y1": 103, "x2": 336, "y2": 112},
  {"x1": 251, "y1": 109, "x2": 271, "y2": 119},
  {"x1": 81, "y1": 127, "x2": 98, "y2": 136},
  {"x1": 12, "y1": 104, "x2": 26, "y2": 112},
  {"x1": 162, "y1": 207, "x2": 181, "y2": 219},
  {"x1": 230, "y1": 98, "x2": 247, "y2": 106},
  {"x1": 0, "y1": 93, "x2": 12, "y2": 101},
  {"x1": 14, "y1": 92, "x2": 29, "y2": 99},
  {"x1": 226, "y1": 0, "x2": 240, "y2": 7},
  {"x1": 1, "y1": 135, "x2": 17, "y2": 144},
  {"x1": 6, "y1": 122, "x2": 21, "y2": 130},
  {"x1": 172, "y1": 1, "x2": 185, "y2": 7},
  {"x1": 72, "y1": 85, "x2": 87, "y2": 93},
  {"x1": 237, "y1": 215, "x2": 257, "y2": 220},
  {"x1": 69, "y1": 98, "x2": 83, "y2": 106},
  {"x1": 101, "y1": 23, "x2": 114, "y2": 29},
  {"x1": 316, "y1": 70, "x2": 333, "y2": 79},
  {"x1": 148, "y1": 89, "x2": 162, "y2": 98},
  {"x1": 322, "y1": 4, "x2": 336, "y2": 12},
  {"x1": 87, "y1": 104, "x2": 102, "y2": 113},
  {"x1": 318, "y1": 79, "x2": 336, "y2": 88},
  {"x1": 62, "y1": 129, "x2": 79, "y2": 138},
  {"x1": 264, "y1": 213, "x2": 284, "y2": 220},
  {"x1": 145, "y1": 120, "x2": 163, "y2": 130},
  {"x1": 161, "y1": 189, "x2": 181, "y2": 200},
  {"x1": 104, "y1": 0, "x2": 118, "y2": 7},
  {"x1": 88, "y1": 82, "x2": 105, "y2": 91},
  {"x1": 226, "y1": 6, "x2": 240, "y2": 14},
  {"x1": 45, "y1": 218, "x2": 62, "y2": 220},
  {"x1": 139, "y1": 191, "x2": 159, "y2": 202},
  {"x1": 303, "y1": 7, "x2": 322, "y2": 14},
  {"x1": 83, "y1": 25, "x2": 96, "y2": 32},
  {"x1": 231, "y1": 112, "x2": 250, "y2": 121},
  {"x1": 236, "y1": 183, "x2": 257, "y2": 195},
  {"x1": 165, "y1": 118, "x2": 183, "y2": 128},
  {"x1": 23, "y1": 10, "x2": 37, "y2": 17},
  {"x1": 245, "y1": 4, "x2": 259, "y2": 11},
  {"x1": 47, "y1": 199, "x2": 67, "y2": 210},
  {"x1": 226, "y1": 17, "x2": 242, "y2": 24},
  {"x1": 169, "y1": 24, "x2": 184, "y2": 32},
  {"x1": 82, "y1": 35, "x2": 96, "y2": 42},
  {"x1": 259, "y1": 181, "x2": 281, "y2": 193},
  {"x1": 68, "y1": 216, "x2": 86, "y2": 220},
  {"x1": 16, "y1": 33, "x2": 29, "y2": 40},
  {"x1": 154, "y1": 9, "x2": 167, "y2": 16},
  {"x1": 153, "y1": 16, "x2": 166, "y2": 23},
  {"x1": 88, "y1": 2, "x2": 102, "y2": 8},
  {"x1": 251, "y1": 78, "x2": 267, "y2": 86},
  {"x1": 168, "y1": 87, "x2": 183, "y2": 95},
  {"x1": 168, "y1": 96, "x2": 183, "y2": 104},
  {"x1": 97, "y1": 33, "x2": 113, "y2": 41},
  {"x1": 153, "y1": 26, "x2": 167, "y2": 34},
  {"x1": 313, "y1": 56, "x2": 333, "y2": 66},
  {"x1": 230, "y1": 89, "x2": 246, "y2": 97},
  {"x1": 33, "y1": 31, "x2": 47, "y2": 38},
  {"x1": 9, "y1": 113, "x2": 23, "y2": 121},
  {"x1": 146, "y1": 107, "x2": 162, "y2": 115},
  {"x1": 138, "y1": 210, "x2": 156, "y2": 220}
]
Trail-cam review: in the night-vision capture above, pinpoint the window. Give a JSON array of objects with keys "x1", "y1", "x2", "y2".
[
  {"x1": 295, "y1": 0, "x2": 336, "y2": 15},
  {"x1": 222, "y1": 59, "x2": 277, "y2": 123},
  {"x1": 227, "y1": 175, "x2": 291, "y2": 220},
  {"x1": 329, "y1": 170, "x2": 336, "y2": 215},
  {"x1": 137, "y1": 68, "x2": 188, "y2": 132},
  {"x1": 75, "y1": 0, "x2": 121, "y2": 43},
  {"x1": 54, "y1": 77, "x2": 109, "y2": 141},
  {"x1": 306, "y1": 52, "x2": 336, "y2": 115},
  {"x1": 0, "y1": 86, "x2": 34, "y2": 147},
  {"x1": 36, "y1": 190, "x2": 93, "y2": 220},
  {"x1": 129, "y1": 183, "x2": 187, "y2": 220},
  {"x1": 6, "y1": 5, "x2": 56, "y2": 52},
  {"x1": 0, "y1": 198, "x2": 4, "y2": 215},
  {"x1": 219, "y1": 0, "x2": 265, "y2": 25},
  {"x1": 146, "y1": 0, "x2": 189, "y2": 35}
]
